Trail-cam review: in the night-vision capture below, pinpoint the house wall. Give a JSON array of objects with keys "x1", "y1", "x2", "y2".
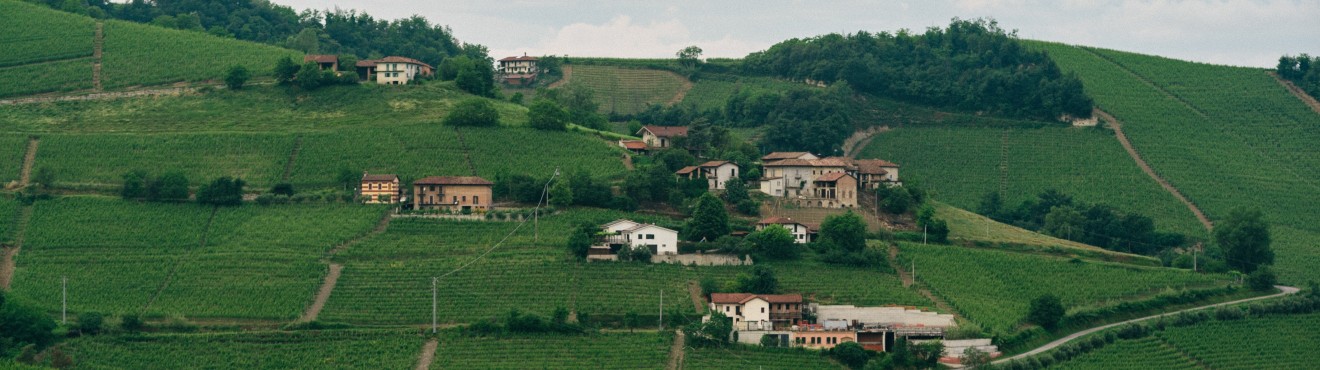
[
  {"x1": 763, "y1": 166, "x2": 846, "y2": 197},
  {"x1": 882, "y1": 166, "x2": 899, "y2": 182},
  {"x1": 376, "y1": 62, "x2": 420, "y2": 85},
  {"x1": 793, "y1": 331, "x2": 858, "y2": 349},
  {"x1": 757, "y1": 223, "x2": 811, "y2": 244},
  {"x1": 641, "y1": 131, "x2": 668, "y2": 148},
  {"x1": 836, "y1": 175, "x2": 858, "y2": 208},
  {"x1": 442, "y1": 184, "x2": 492, "y2": 211},
  {"x1": 707, "y1": 163, "x2": 739, "y2": 190},
  {"x1": 759, "y1": 177, "x2": 785, "y2": 196},
  {"x1": 627, "y1": 225, "x2": 678, "y2": 255},
  {"x1": 742, "y1": 298, "x2": 771, "y2": 324},
  {"x1": 500, "y1": 60, "x2": 537, "y2": 74},
  {"x1": 361, "y1": 180, "x2": 400, "y2": 204},
  {"x1": 604, "y1": 220, "x2": 642, "y2": 234}
]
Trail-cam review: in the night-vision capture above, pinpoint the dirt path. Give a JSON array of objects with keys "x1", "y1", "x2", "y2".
[
  {"x1": 144, "y1": 206, "x2": 218, "y2": 312},
  {"x1": 297, "y1": 263, "x2": 342, "y2": 323},
  {"x1": 452, "y1": 127, "x2": 477, "y2": 176},
  {"x1": 93, "y1": 22, "x2": 103, "y2": 92},
  {"x1": 622, "y1": 154, "x2": 634, "y2": 171},
  {"x1": 281, "y1": 135, "x2": 303, "y2": 182},
  {"x1": 415, "y1": 338, "x2": 439, "y2": 370},
  {"x1": 686, "y1": 281, "x2": 705, "y2": 313},
  {"x1": 0, "y1": 86, "x2": 203, "y2": 106},
  {"x1": 887, "y1": 244, "x2": 962, "y2": 320},
  {"x1": 1097, "y1": 109, "x2": 1213, "y2": 232},
  {"x1": 329, "y1": 211, "x2": 392, "y2": 255},
  {"x1": 842, "y1": 126, "x2": 891, "y2": 159},
  {"x1": 1270, "y1": 71, "x2": 1320, "y2": 115},
  {"x1": 665, "y1": 330, "x2": 686, "y2": 370},
  {"x1": 994, "y1": 285, "x2": 1300, "y2": 364},
  {"x1": 548, "y1": 65, "x2": 573, "y2": 89},
  {"x1": 0, "y1": 205, "x2": 34, "y2": 290},
  {"x1": 664, "y1": 71, "x2": 695, "y2": 105},
  {"x1": 18, "y1": 136, "x2": 38, "y2": 187}
]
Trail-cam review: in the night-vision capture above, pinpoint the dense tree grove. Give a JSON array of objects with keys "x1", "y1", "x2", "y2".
[
  {"x1": 38, "y1": 0, "x2": 475, "y2": 69},
  {"x1": 743, "y1": 18, "x2": 1093, "y2": 121},
  {"x1": 1277, "y1": 54, "x2": 1320, "y2": 100},
  {"x1": 1214, "y1": 208, "x2": 1273, "y2": 274},
  {"x1": 978, "y1": 190, "x2": 1187, "y2": 255},
  {"x1": 634, "y1": 85, "x2": 857, "y2": 156}
]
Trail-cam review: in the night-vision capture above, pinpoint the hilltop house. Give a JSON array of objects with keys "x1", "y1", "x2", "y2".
[
  {"x1": 637, "y1": 125, "x2": 688, "y2": 149},
  {"x1": 596, "y1": 219, "x2": 679, "y2": 256},
  {"x1": 412, "y1": 176, "x2": 493, "y2": 212},
  {"x1": 360, "y1": 173, "x2": 400, "y2": 204},
  {"x1": 370, "y1": 56, "x2": 434, "y2": 85},
  {"x1": 759, "y1": 157, "x2": 849, "y2": 197},
  {"x1": 709, "y1": 293, "x2": 803, "y2": 331},
  {"x1": 809, "y1": 172, "x2": 858, "y2": 208},
  {"x1": 756, "y1": 216, "x2": 815, "y2": 244},
  {"x1": 498, "y1": 54, "x2": 539, "y2": 85},
  {"x1": 304, "y1": 54, "x2": 339, "y2": 71},
  {"x1": 675, "y1": 160, "x2": 740, "y2": 190}
]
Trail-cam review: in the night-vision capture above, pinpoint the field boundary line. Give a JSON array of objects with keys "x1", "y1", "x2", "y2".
[
  {"x1": 281, "y1": 135, "x2": 303, "y2": 182},
  {"x1": 1097, "y1": 109, "x2": 1213, "y2": 232},
  {"x1": 93, "y1": 21, "x2": 103, "y2": 92},
  {"x1": 0, "y1": 56, "x2": 94, "y2": 70},
  {"x1": 664, "y1": 70, "x2": 694, "y2": 105},
  {"x1": 415, "y1": 338, "x2": 438, "y2": 370},
  {"x1": 298, "y1": 209, "x2": 392, "y2": 322},
  {"x1": 18, "y1": 136, "x2": 39, "y2": 187},
  {"x1": 886, "y1": 244, "x2": 963, "y2": 321},
  {"x1": 686, "y1": 281, "x2": 705, "y2": 314},
  {"x1": 548, "y1": 65, "x2": 573, "y2": 89},
  {"x1": 452, "y1": 127, "x2": 477, "y2": 176},
  {"x1": 842, "y1": 125, "x2": 890, "y2": 159},
  {"x1": 666, "y1": 330, "x2": 686, "y2": 370},
  {"x1": 1154, "y1": 335, "x2": 1212, "y2": 369},
  {"x1": 0, "y1": 205, "x2": 34, "y2": 290},
  {"x1": 993, "y1": 285, "x2": 1299, "y2": 364},
  {"x1": 1268, "y1": 71, "x2": 1320, "y2": 116},
  {"x1": 143, "y1": 206, "x2": 217, "y2": 313}
]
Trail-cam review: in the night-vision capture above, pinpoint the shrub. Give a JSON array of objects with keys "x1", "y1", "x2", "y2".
[
  {"x1": 1027, "y1": 294, "x2": 1065, "y2": 330},
  {"x1": 443, "y1": 98, "x2": 500, "y2": 127},
  {"x1": 225, "y1": 64, "x2": 249, "y2": 90},
  {"x1": 1248, "y1": 266, "x2": 1278, "y2": 291},
  {"x1": 77, "y1": 312, "x2": 104, "y2": 335}
]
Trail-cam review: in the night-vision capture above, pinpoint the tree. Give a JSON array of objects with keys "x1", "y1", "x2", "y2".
[
  {"x1": 1215, "y1": 208, "x2": 1273, "y2": 274},
  {"x1": 1248, "y1": 266, "x2": 1277, "y2": 291},
  {"x1": 121, "y1": 170, "x2": 149, "y2": 199},
  {"x1": 1042, "y1": 206, "x2": 1086, "y2": 241},
  {"x1": 963, "y1": 347, "x2": 991, "y2": 369},
  {"x1": 1027, "y1": 294, "x2": 1065, "y2": 330},
  {"x1": 566, "y1": 225, "x2": 595, "y2": 260},
  {"x1": 148, "y1": 172, "x2": 190, "y2": 201},
  {"x1": 724, "y1": 176, "x2": 749, "y2": 204},
  {"x1": 296, "y1": 61, "x2": 325, "y2": 90},
  {"x1": 746, "y1": 225, "x2": 797, "y2": 260},
  {"x1": 197, "y1": 176, "x2": 245, "y2": 206},
  {"x1": 528, "y1": 99, "x2": 569, "y2": 131},
  {"x1": 270, "y1": 183, "x2": 295, "y2": 196},
  {"x1": 760, "y1": 333, "x2": 780, "y2": 347},
  {"x1": 829, "y1": 341, "x2": 870, "y2": 370},
  {"x1": 549, "y1": 178, "x2": 573, "y2": 207},
  {"x1": 274, "y1": 56, "x2": 300, "y2": 84},
  {"x1": 443, "y1": 98, "x2": 500, "y2": 127},
  {"x1": 0, "y1": 293, "x2": 57, "y2": 355},
  {"x1": 977, "y1": 191, "x2": 1003, "y2": 218},
  {"x1": 686, "y1": 193, "x2": 730, "y2": 242},
  {"x1": 819, "y1": 211, "x2": 867, "y2": 253},
  {"x1": 77, "y1": 312, "x2": 103, "y2": 335},
  {"x1": 734, "y1": 266, "x2": 779, "y2": 294},
  {"x1": 337, "y1": 168, "x2": 359, "y2": 191},
  {"x1": 32, "y1": 167, "x2": 54, "y2": 189},
  {"x1": 684, "y1": 312, "x2": 732, "y2": 347},
  {"x1": 676, "y1": 45, "x2": 703, "y2": 68},
  {"x1": 120, "y1": 314, "x2": 144, "y2": 333},
  {"x1": 286, "y1": 27, "x2": 320, "y2": 53},
  {"x1": 879, "y1": 186, "x2": 914, "y2": 214},
  {"x1": 225, "y1": 65, "x2": 250, "y2": 90}
]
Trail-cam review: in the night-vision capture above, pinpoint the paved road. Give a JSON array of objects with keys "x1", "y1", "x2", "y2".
[{"x1": 993, "y1": 285, "x2": 1301, "y2": 364}]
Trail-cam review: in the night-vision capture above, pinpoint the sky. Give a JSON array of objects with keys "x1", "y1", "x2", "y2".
[{"x1": 275, "y1": 0, "x2": 1318, "y2": 68}]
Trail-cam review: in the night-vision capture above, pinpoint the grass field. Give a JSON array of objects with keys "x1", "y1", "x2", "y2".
[
  {"x1": 9, "y1": 197, "x2": 385, "y2": 319},
  {"x1": 60, "y1": 330, "x2": 422, "y2": 370},
  {"x1": 896, "y1": 242, "x2": 1225, "y2": 334},
  {"x1": 1033, "y1": 41, "x2": 1320, "y2": 284},
  {"x1": 432, "y1": 332, "x2": 670, "y2": 369},
  {"x1": 685, "y1": 346, "x2": 841, "y2": 369},
  {"x1": 562, "y1": 65, "x2": 688, "y2": 115},
  {"x1": 932, "y1": 201, "x2": 1161, "y2": 266},
  {"x1": 860, "y1": 126, "x2": 1205, "y2": 236}
]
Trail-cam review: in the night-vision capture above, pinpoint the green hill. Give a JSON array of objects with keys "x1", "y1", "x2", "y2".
[
  {"x1": 0, "y1": 0, "x2": 299, "y2": 97},
  {"x1": 558, "y1": 64, "x2": 690, "y2": 115}
]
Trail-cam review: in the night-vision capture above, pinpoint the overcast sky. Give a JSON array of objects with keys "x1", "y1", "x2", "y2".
[{"x1": 276, "y1": 0, "x2": 1317, "y2": 68}]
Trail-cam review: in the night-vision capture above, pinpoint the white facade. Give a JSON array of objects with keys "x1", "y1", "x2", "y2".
[
  {"x1": 602, "y1": 219, "x2": 642, "y2": 234},
  {"x1": 712, "y1": 297, "x2": 771, "y2": 330},
  {"x1": 619, "y1": 223, "x2": 679, "y2": 255},
  {"x1": 705, "y1": 162, "x2": 740, "y2": 190},
  {"x1": 376, "y1": 62, "x2": 423, "y2": 85},
  {"x1": 759, "y1": 177, "x2": 785, "y2": 197},
  {"x1": 757, "y1": 222, "x2": 812, "y2": 244},
  {"x1": 762, "y1": 165, "x2": 846, "y2": 198}
]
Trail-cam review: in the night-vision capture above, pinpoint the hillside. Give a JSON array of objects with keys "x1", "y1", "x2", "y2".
[
  {"x1": 0, "y1": 0, "x2": 300, "y2": 98},
  {"x1": 556, "y1": 64, "x2": 691, "y2": 115}
]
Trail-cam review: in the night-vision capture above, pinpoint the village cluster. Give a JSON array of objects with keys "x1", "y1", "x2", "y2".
[{"x1": 300, "y1": 52, "x2": 540, "y2": 85}]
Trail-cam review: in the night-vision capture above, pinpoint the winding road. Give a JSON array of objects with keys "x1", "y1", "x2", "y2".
[{"x1": 993, "y1": 285, "x2": 1300, "y2": 364}]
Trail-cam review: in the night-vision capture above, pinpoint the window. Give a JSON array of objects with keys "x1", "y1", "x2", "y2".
[
  {"x1": 452, "y1": 196, "x2": 457, "y2": 203},
  {"x1": 462, "y1": 195, "x2": 467, "y2": 203},
  {"x1": 473, "y1": 196, "x2": 479, "y2": 204},
  {"x1": 760, "y1": 307, "x2": 765, "y2": 313}
]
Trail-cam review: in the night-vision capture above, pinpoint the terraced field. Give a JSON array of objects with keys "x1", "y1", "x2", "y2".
[
  {"x1": 1050, "y1": 337, "x2": 1199, "y2": 370},
  {"x1": 1033, "y1": 41, "x2": 1320, "y2": 283},
  {"x1": 861, "y1": 126, "x2": 1205, "y2": 236},
  {"x1": 40, "y1": 133, "x2": 294, "y2": 190},
  {"x1": 61, "y1": 330, "x2": 422, "y2": 369},
  {"x1": 0, "y1": 1, "x2": 95, "y2": 68},
  {"x1": 101, "y1": 20, "x2": 300, "y2": 89},
  {"x1": 561, "y1": 65, "x2": 689, "y2": 115},
  {"x1": 896, "y1": 242, "x2": 1226, "y2": 334},
  {"x1": 1155, "y1": 312, "x2": 1320, "y2": 369},
  {"x1": 685, "y1": 346, "x2": 841, "y2": 369},
  {"x1": 432, "y1": 332, "x2": 670, "y2": 369}
]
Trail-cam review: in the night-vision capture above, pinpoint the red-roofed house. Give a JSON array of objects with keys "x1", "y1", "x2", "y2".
[
  {"x1": 759, "y1": 157, "x2": 849, "y2": 198},
  {"x1": 810, "y1": 172, "x2": 857, "y2": 208},
  {"x1": 675, "y1": 160, "x2": 741, "y2": 190},
  {"x1": 761, "y1": 152, "x2": 819, "y2": 161},
  {"x1": 618, "y1": 140, "x2": 649, "y2": 154},
  {"x1": 637, "y1": 125, "x2": 689, "y2": 149},
  {"x1": 375, "y1": 56, "x2": 433, "y2": 85},
  {"x1": 304, "y1": 55, "x2": 339, "y2": 71},
  {"x1": 851, "y1": 159, "x2": 900, "y2": 188},
  {"x1": 355, "y1": 59, "x2": 377, "y2": 81},
  {"x1": 412, "y1": 176, "x2": 493, "y2": 212},
  {"x1": 709, "y1": 293, "x2": 803, "y2": 330},
  {"x1": 360, "y1": 173, "x2": 400, "y2": 204},
  {"x1": 498, "y1": 53, "x2": 539, "y2": 85},
  {"x1": 757, "y1": 216, "x2": 815, "y2": 243}
]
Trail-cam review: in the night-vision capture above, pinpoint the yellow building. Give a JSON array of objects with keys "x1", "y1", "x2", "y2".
[{"x1": 360, "y1": 173, "x2": 400, "y2": 204}]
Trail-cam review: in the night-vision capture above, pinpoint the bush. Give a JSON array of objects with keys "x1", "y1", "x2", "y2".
[
  {"x1": 829, "y1": 341, "x2": 870, "y2": 369},
  {"x1": 77, "y1": 312, "x2": 104, "y2": 335},
  {"x1": 528, "y1": 99, "x2": 569, "y2": 131},
  {"x1": 443, "y1": 98, "x2": 500, "y2": 127},
  {"x1": 1248, "y1": 266, "x2": 1278, "y2": 291},
  {"x1": 1028, "y1": 294, "x2": 1065, "y2": 330},
  {"x1": 270, "y1": 183, "x2": 295, "y2": 196},
  {"x1": 225, "y1": 64, "x2": 250, "y2": 90},
  {"x1": 119, "y1": 315, "x2": 144, "y2": 333},
  {"x1": 196, "y1": 176, "x2": 245, "y2": 206},
  {"x1": 736, "y1": 199, "x2": 761, "y2": 216}
]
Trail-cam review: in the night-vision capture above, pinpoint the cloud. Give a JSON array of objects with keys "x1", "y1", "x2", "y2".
[{"x1": 488, "y1": 15, "x2": 762, "y2": 59}]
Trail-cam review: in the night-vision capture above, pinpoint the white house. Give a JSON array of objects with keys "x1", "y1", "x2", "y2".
[
  {"x1": 374, "y1": 56, "x2": 433, "y2": 85},
  {"x1": 756, "y1": 216, "x2": 815, "y2": 244},
  {"x1": 709, "y1": 293, "x2": 803, "y2": 331},
  {"x1": 677, "y1": 160, "x2": 741, "y2": 190},
  {"x1": 599, "y1": 219, "x2": 679, "y2": 255},
  {"x1": 759, "y1": 157, "x2": 849, "y2": 198},
  {"x1": 637, "y1": 125, "x2": 689, "y2": 148}
]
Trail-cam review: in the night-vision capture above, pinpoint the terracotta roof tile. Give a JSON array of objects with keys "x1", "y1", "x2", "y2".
[
  {"x1": 761, "y1": 152, "x2": 814, "y2": 161},
  {"x1": 499, "y1": 55, "x2": 540, "y2": 62},
  {"x1": 378, "y1": 56, "x2": 433, "y2": 69},
  {"x1": 675, "y1": 166, "x2": 699, "y2": 175},
  {"x1": 619, "y1": 140, "x2": 647, "y2": 150},
  {"x1": 304, "y1": 54, "x2": 338, "y2": 64},
  {"x1": 362, "y1": 173, "x2": 398, "y2": 182},
  {"x1": 699, "y1": 160, "x2": 731, "y2": 168},
  {"x1": 710, "y1": 293, "x2": 803, "y2": 304},
  {"x1": 815, "y1": 172, "x2": 849, "y2": 182},
  {"x1": 638, "y1": 125, "x2": 689, "y2": 138},
  {"x1": 413, "y1": 176, "x2": 493, "y2": 186}
]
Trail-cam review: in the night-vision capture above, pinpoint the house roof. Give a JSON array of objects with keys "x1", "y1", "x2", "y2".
[
  {"x1": 619, "y1": 140, "x2": 648, "y2": 150},
  {"x1": 637, "y1": 125, "x2": 689, "y2": 138},
  {"x1": 362, "y1": 173, "x2": 398, "y2": 182},
  {"x1": 710, "y1": 293, "x2": 803, "y2": 304},
  {"x1": 356, "y1": 59, "x2": 377, "y2": 67},
  {"x1": 815, "y1": 157, "x2": 852, "y2": 167},
  {"x1": 378, "y1": 56, "x2": 434, "y2": 69},
  {"x1": 758, "y1": 216, "x2": 801, "y2": 225},
  {"x1": 623, "y1": 223, "x2": 678, "y2": 234},
  {"x1": 413, "y1": 176, "x2": 493, "y2": 186},
  {"x1": 699, "y1": 160, "x2": 733, "y2": 168},
  {"x1": 815, "y1": 172, "x2": 850, "y2": 182},
  {"x1": 601, "y1": 219, "x2": 641, "y2": 229},
  {"x1": 761, "y1": 152, "x2": 815, "y2": 161},
  {"x1": 675, "y1": 166, "x2": 700, "y2": 175},
  {"x1": 304, "y1": 54, "x2": 338, "y2": 64},
  {"x1": 852, "y1": 159, "x2": 895, "y2": 175},
  {"x1": 763, "y1": 158, "x2": 850, "y2": 168},
  {"x1": 499, "y1": 55, "x2": 539, "y2": 62}
]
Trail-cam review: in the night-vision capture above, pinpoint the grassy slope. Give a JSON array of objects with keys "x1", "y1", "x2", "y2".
[
  {"x1": 60, "y1": 330, "x2": 421, "y2": 369},
  {"x1": 1034, "y1": 41, "x2": 1320, "y2": 284},
  {"x1": 934, "y1": 201, "x2": 1160, "y2": 266},
  {"x1": 560, "y1": 65, "x2": 688, "y2": 114},
  {"x1": 0, "y1": 0, "x2": 95, "y2": 97}
]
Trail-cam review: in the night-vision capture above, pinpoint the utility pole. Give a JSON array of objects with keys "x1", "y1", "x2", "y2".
[
  {"x1": 659, "y1": 289, "x2": 664, "y2": 330},
  {"x1": 1192, "y1": 242, "x2": 1202, "y2": 272},
  {"x1": 923, "y1": 225, "x2": 927, "y2": 245},
  {"x1": 911, "y1": 260, "x2": 915, "y2": 282},
  {"x1": 62, "y1": 276, "x2": 67, "y2": 325},
  {"x1": 535, "y1": 168, "x2": 560, "y2": 244},
  {"x1": 431, "y1": 277, "x2": 437, "y2": 334}
]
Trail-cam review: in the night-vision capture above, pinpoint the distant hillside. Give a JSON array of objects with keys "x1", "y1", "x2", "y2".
[
  {"x1": 0, "y1": 0, "x2": 300, "y2": 97},
  {"x1": 556, "y1": 64, "x2": 691, "y2": 116}
]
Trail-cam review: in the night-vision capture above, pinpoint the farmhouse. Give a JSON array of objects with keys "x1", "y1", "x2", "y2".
[
  {"x1": 595, "y1": 219, "x2": 680, "y2": 256},
  {"x1": 354, "y1": 60, "x2": 377, "y2": 81},
  {"x1": 675, "y1": 160, "x2": 741, "y2": 190},
  {"x1": 412, "y1": 176, "x2": 493, "y2": 212},
  {"x1": 808, "y1": 172, "x2": 858, "y2": 208},
  {"x1": 851, "y1": 159, "x2": 901, "y2": 188},
  {"x1": 636, "y1": 125, "x2": 688, "y2": 149},
  {"x1": 498, "y1": 54, "x2": 539, "y2": 85},
  {"x1": 618, "y1": 140, "x2": 648, "y2": 154},
  {"x1": 709, "y1": 293, "x2": 803, "y2": 331},
  {"x1": 304, "y1": 54, "x2": 339, "y2": 71},
  {"x1": 756, "y1": 216, "x2": 815, "y2": 244},
  {"x1": 761, "y1": 152, "x2": 819, "y2": 161},
  {"x1": 360, "y1": 173, "x2": 400, "y2": 204},
  {"x1": 759, "y1": 157, "x2": 848, "y2": 198},
  {"x1": 371, "y1": 56, "x2": 434, "y2": 85}
]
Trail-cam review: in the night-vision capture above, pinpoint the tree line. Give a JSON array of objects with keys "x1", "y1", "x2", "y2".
[{"x1": 1277, "y1": 54, "x2": 1320, "y2": 100}]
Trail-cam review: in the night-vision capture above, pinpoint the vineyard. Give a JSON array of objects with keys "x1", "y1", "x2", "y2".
[
  {"x1": 685, "y1": 346, "x2": 842, "y2": 369},
  {"x1": 932, "y1": 202, "x2": 1159, "y2": 265},
  {"x1": 679, "y1": 76, "x2": 807, "y2": 111},
  {"x1": 896, "y1": 242, "x2": 1226, "y2": 333},
  {"x1": 1050, "y1": 337, "x2": 1199, "y2": 370},
  {"x1": 860, "y1": 126, "x2": 1206, "y2": 236},
  {"x1": 431, "y1": 332, "x2": 670, "y2": 369},
  {"x1": 1154, "y1": 312, "x2": 1320, "y2": 369},
  {"x1": 1032, "y1": 41, "x2": 1320, "y2": 283},
  {"x1": 60, "y1": 330, "x2": 422, "y2": 369},
  {"x1": 9, "y1": 197, "x2": 384, "y2": 318},
  {"x1": 101, "y1": 20, "x2": 300, "y2": 89},
  {"x1": 0, "y1": 1, "x2": 94, "y2": 68},
  {"x1": 0, "y1": 134, "x2": 30, "y2": 183},
  {"x1": 40, "y1": 133, "x2": 293, "y2": 189},
  {"x1": 560, "y1": 65, "x2": 689, "y2": 114}
]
